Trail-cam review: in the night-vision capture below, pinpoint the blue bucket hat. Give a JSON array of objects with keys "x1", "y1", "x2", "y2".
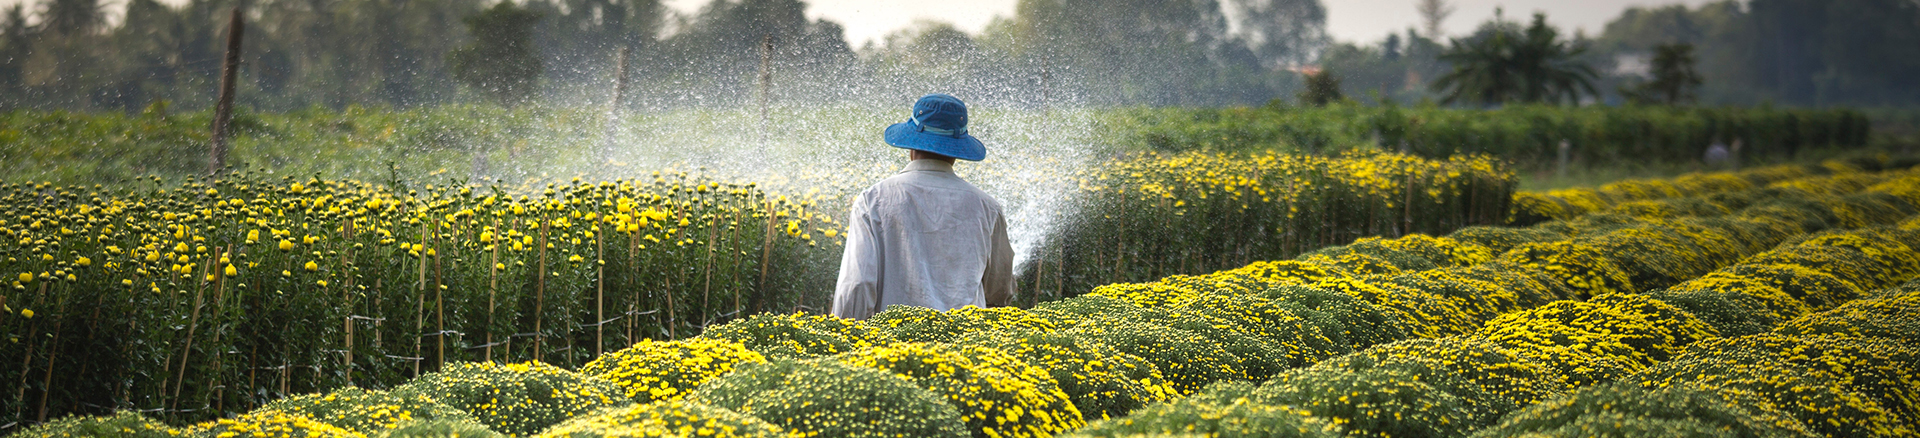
[{"x1": 884, "y1": 94, "x2": 986, "y2": 161}]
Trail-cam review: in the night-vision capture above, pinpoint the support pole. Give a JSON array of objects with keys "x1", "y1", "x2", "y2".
[
  {"x1": 602, "y1": 47, "x2": 630, "y2": 168},
  {"x1": 757, "y1": 35, "x2": 773, "y2": 141},
  {"x1": 209, "y1": 7, "x2": 243, "y2": 175}
]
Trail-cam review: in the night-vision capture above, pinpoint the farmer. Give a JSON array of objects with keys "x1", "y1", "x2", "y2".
[{"x1": 831, "y1": 94, "x2": 1015, "y2": 320}]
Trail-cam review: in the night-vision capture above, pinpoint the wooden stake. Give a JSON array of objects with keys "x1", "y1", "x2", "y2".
[
  {"x1": 535, "y1": 218, "x2": 548, "y2": 361},
  {"x1": 209, "y1": 7, "x2": 243, "y2": 175},
  {"x1": 602, "y1": 47, "x2": 631, "y2": 167},
  {"x1": 595, "y1": 226, "x2": 605, "y2": 356},
  {"x1": 758, "y1": 35, "x2": 774, "y2": 138}
]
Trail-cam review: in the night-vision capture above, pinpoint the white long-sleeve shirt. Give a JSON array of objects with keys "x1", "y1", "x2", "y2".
[{"x1": 832, "y1": 159, "x2": 1015, "y2": 320}]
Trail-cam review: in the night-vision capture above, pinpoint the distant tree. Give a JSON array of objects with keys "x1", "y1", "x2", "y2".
[
  {"x1": 40, "y1": 0, "x2": 102, "y2": 36},
  {"x1": 1225, "y1": 0, "x2": 1330, "y2": 68},
  {"x1": 1298, "y1": 69, "x2": 1344, "y2": 106},
  {"x1": 1623, "y1": 43, "x2": 1702, "y2": 105},
  {"x1": 1432, "y1": 12, "x2": 1597, "y2": 106},
  {"x1": 450, "y1": 2, "x2": 543, "y2": 108},
  {"x1": 0, "y1": 5, "x2": 28, "y2": 92},
  {"x1": 1415, "y1": 0, "x2": 1454, "y2": 38}
]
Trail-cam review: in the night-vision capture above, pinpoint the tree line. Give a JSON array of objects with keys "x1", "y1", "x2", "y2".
[
  {"x1": 0, "y1": 0, "x2": 1914, "y2": 113},
  {"x1": 1318, "y1": 0, "x2": 1920, "y2": 108},
  {"x1": 0, "y1": 0, "x2": 1330, "y2": 111}
]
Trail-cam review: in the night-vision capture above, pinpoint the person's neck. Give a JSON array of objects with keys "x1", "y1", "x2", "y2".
[{"x1": 909, "y1": 150, "x2": 957, "y2": 165}]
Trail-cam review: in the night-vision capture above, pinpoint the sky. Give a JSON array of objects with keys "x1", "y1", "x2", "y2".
[{"x1": 662, "y1": 0, "x2": 1724, "y2": 47}]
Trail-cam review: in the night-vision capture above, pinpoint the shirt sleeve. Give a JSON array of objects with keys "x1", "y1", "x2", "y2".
[
  {"x1": 983, "y1": 213, "x2": 1015, "y2": 307},
  {"x1": 832, "y1": 194, "x2": 883, "y2": 319}
]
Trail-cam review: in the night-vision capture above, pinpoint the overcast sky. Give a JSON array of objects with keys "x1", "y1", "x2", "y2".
[{"x1": 664, "y1": 0, "x2": 1722, "y2": 47}]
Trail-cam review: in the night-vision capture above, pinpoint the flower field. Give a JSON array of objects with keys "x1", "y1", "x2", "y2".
[
  {"x1": 9, "y1": 156, "x2": 1920, "y2": 437},
  {"x1": 1026, "y1": 151, "x2": 1516, "y2": 301}
]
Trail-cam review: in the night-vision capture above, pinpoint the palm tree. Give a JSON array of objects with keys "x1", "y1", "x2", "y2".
[
  {"x1": 1432, "y1": 12, "x2": 1597, "y2": 106},
  {"x1": 1623, "y1": 43, "x2": 1702, "y2": 105}
]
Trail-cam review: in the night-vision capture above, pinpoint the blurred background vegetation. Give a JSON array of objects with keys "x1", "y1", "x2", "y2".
[{"x1": 0, "y1": 0, "x2": 1913, "y2": 112}]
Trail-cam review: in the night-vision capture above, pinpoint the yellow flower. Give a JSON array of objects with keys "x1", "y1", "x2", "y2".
[
  {"x1": 17, "y1": 272, "x2": 31, "y2": 283},
  {"x1": 19, "y1": 309, "x2": 31, "y2": 318},
  {"x1": 279, "y1": 239, "x2": 295, "y2": 251},
  {"x1": 304, "y1": 261, "x2": 320, "y2": 272},
  {"x1": 75, "y1": 256, "x2": 91, "y2": 267}
]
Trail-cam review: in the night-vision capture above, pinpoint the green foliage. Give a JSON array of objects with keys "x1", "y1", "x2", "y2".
[
  {"x1": 1634, "y1": 334, "x2": 1920, "y2": 438},
  {"x1": 1296, "y1": 70, "x2": 1345, "y2": 106},
  {"x1": 376, "y1": 418, "x2": 505, "y2": 438},
  {"x1": 690, "y1": 358, "x2": 969, "y2": 438},
  {"x1": 533, "y1": 401, "x2": 788, "y2": 438},
  {"x1": 577, "y1": 338, "x2": 768, "y2": 403},
  {"x1": 392, "y1": 361, "x2": 630, "y2": 436},
  {"x1": 836, "y1": 342, "x2": 1085, "y2": 438},
  {"x1": 1302, "y1": 337, "x2": 1569, "y2": 430},
  {"x1": 448, "y1": 2, "x2": 543, "y2": 108},
  {"x1": 1470, "y1": 382, "x2": 1816, "y2": 438},
  {"x1": 7, "y1": 411, "x2": 175, "y2": 438},
  {"x1": 183, "y1": 411, "x2": 362, "y2": 438},
  {"x1": 695, "y1": 311, "x2": 894, "y2": 359},
  {"x1": 1067, "y1": 382, "x2": 1337, "y2": 438},
  {"x1": 1256, "y1": 366, "x2": 1476, "y2": 438},
  {"x1": 260, "y1": 387, "x2": 477, "y2": 434},
  {"x1": 1621, "y1": 43, "x2": 1704, "y2": 106},
  {"x1": 1107, "y1": 105, "x2": 1873, "y2": 170},
  {"x1": 1433, "y1": 13, "x2": 1599, "y2": 105},
  {"x1": 1062, "y1": 318, "x2": 1248, "y2": 395},
  {"x1": 953, "y1": 328, "x2": 1178, "y2": 421}
]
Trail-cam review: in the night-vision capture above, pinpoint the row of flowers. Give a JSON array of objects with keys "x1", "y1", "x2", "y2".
[
  {"x1": 1508, "y1": 155, "x2": 1912, "y2": 224},
  {"x1": 13, "y1": 162, "x2": 1918, "y2": 437},
  {"x1": 0, "y1": 170, "x2": 845, "y2": 427}
]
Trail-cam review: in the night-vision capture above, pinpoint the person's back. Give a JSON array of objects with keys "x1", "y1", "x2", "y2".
[{"x1": 832, "y1": 94, "x2": 1013, "y2": 319}]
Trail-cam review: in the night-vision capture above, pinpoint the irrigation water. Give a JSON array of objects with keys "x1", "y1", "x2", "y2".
[{"x1": 586, "y1": 104, "x2": 1101, "y2": 275}]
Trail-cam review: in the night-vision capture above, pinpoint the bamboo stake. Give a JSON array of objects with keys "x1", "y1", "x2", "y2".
[
  {"x1": 208, "y1": 7, "x2": 243, "y2": 175},
  {"x1": 755, "y1": 199, "x2": 775, "y2": 314},
  {"x1": 488, "y1": 222, "x2": 499, "y2": 362},
  {"x1": 434, "y1": 223, "x2": 445, "y2": 370},
  {"x1": 535, "y1": 218, "x2": 548, "y2": 361},
  {"x1": 703, "y1": 215, "x2": 718, "y2": 316},
  {"x1": 595, "y1": 226, "x2": 605, "y2": 356},
  {"x1": 170, "y1": 258, "x2": 209, "y2": 413},
  {"x1": 414, "y1": 223, "x2": 427, "y2": 376}
]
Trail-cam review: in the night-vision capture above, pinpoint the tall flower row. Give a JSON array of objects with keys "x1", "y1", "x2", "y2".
[
  {"x1": 1028, "y1": 151, "x2": 1515, "y2": 302},
  {"x1": 0, "y1": 170, "x2": 842, "y2": 426}
]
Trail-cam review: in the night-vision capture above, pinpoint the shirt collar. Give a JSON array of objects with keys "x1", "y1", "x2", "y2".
[{"x1": 901, "y1": 159, "x2": 956, "y2": 174}]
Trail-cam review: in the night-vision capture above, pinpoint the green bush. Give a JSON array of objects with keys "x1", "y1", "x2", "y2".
[
  {"x1": 7, "y1": 411, "x2": 175, "y2": 438},
  {"x1": 533, "y1": 401, "x2": 787, "y2": 438},
  {"x1": 260, "y1": 386, "x2": 478, "y2": 434},
  {"x1": 694, "y1": 311, "x2": 894, "y2": 359},
  {"x1": 392, "y1": 361, "x2": 630, "y2": 436},
  {"x1": 1469, "y1": 382, "x2": 1817, "y2": 438},
  {"x1": 835, "y1": 342, "x2": 1084, "y2": 438},
  {"x1": 1063, "y1": 318, "x2": 1247, "y2": 395},
  {"x1": 690, "y1": 358, "x2": 968, "y2": 438},
  {"x1": 576, "y1": 338, "x2": 768, "y2": 403},
  {"x1": 376, "y1": 418, "x2": 505, "y2": 438},
  {"x1": 1067, "y1": 381, "x2": 1336, "y2": 438},
  {"x1": 953, "y1": 328, "x2": 1179, "y2": 421}
]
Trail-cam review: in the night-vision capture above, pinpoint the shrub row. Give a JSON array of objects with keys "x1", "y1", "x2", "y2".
[
  {"x1": 1511, "y1": 155, "x2": 1917, "y2": 225},
  {"x1": 1104, "y1": 104, "x2": 1877, "y2": 167},
  {"x1": 1079, "y1": 216, "x2": 1920, "y2": 438}
]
